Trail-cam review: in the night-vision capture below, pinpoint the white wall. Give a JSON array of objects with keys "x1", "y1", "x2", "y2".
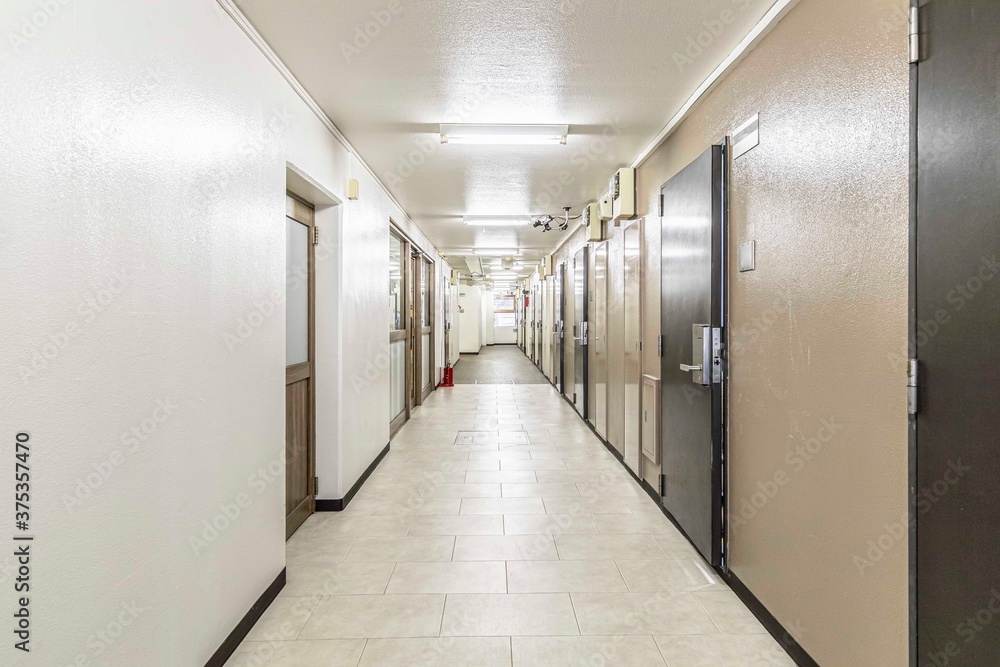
[
  {"x1": 0, "y1": 0, "x2": 441, "y2": 663},
  {"x1": 458, "y1": 284, "x2": 482, "y2": 353}
]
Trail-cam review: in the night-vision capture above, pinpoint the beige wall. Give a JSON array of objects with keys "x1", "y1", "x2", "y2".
[{"x1": 635, "y1": 0, "x2": 910, "y2": 664}]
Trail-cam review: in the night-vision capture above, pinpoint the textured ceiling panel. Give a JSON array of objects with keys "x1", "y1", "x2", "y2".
[{"x1": 235, "y1": 0, "x2": 775, "y2": 269}]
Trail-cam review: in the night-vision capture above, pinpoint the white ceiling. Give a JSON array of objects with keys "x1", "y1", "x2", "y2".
[{"x1": 235, "y1": 0, "x2": 775, "y2": 274}]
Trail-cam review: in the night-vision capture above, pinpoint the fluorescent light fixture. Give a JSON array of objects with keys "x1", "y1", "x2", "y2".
[
  {"x1": 440, "y1": 124, "x2": 569, "y2": 146},
  {"x1": 463, "y1": 216, "x2": 532, "y2": 227},
  {"x1": 473, "y1": 248, "x2": 521, "y2": 256}
]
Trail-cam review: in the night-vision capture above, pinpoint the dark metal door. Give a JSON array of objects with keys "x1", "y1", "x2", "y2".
[
  {"x1": 660, "y1": 145, "x2": 725, "y2": 566},
  {"x1": 573, "y1": 246, "x2": 589, "y2": 418},
  {"x1": 914, "y1": 0, "x2": 1000, "y2": 662},
  {"x1": 555, "y1": 263, "x2": 565, "y2": 394}
]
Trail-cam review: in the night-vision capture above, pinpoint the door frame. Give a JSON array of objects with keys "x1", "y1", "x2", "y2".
[
  {"x1": 418, "y1": 255, "x2": 435, "y2": 402},
  {"x1": 658, "y1": 143, "x2": 728, "y2": 567},
  {"x1": 285, "y1": 193, "x2": 316, "y2": 539},
  {"x1": 389, "y1": 224, "x2": 414, "y2": 436}
]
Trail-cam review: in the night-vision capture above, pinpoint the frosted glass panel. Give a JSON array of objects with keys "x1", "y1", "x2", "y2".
[
  {"x1": 286, "y1": 218, "x2": 309, "y2": 366},
  {"x1": 390, "y1": 339, "x2": 406, "y2": 419},
  {"x1": 390, "y1": 233, "x2": 403, "y2": 330},
  {"x1": 421, "y1": 333, "x2": 431, "y2": 388}
]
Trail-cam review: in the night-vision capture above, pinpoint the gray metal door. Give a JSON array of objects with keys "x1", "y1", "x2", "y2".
[
  {"x1": 573, "y1": 246, "x2": 589, "y2": 418},
  {"x1": 624, "y1": 221, "x2": 642, "y2": 474},
  {"x1": 660, "y1": 145, "x2": 725, "y2": 566},
  {"x1": 555, "y1": 263, "x2": 565, "y2": 394},
  {"x1": 914, "y1": 0, "x2": 1000, "y2": 662},
  {"x1": 589, "y1": 242, "x2": 608, "y2": 437}
]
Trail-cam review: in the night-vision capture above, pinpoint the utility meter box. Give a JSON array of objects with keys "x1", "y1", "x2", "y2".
[
  {"x1": 599, "y1": 194, "x2": 614, "y2": 221},
  {"x1": 584, "y1": 202, "x2": 604, "y2": 242},
  {"x1": 612, "y1": 167, "x2": 636, "y2": 220}
]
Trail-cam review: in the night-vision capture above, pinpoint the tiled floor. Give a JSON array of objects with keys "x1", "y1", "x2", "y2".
[
  {"x1": 227, "y1": 384, "x2": 795, "y2": 666},
  {"x1": 452, "y1": 345, "x2": 550, "y2": 384}
]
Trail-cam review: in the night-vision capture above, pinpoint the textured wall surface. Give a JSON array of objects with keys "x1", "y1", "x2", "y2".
[
  {"x1": 0, "y1": 0, "x2": 440, "y2": 662},
  {"x1": 635, "y1": 0, "x2": 910, "y2": 663}
]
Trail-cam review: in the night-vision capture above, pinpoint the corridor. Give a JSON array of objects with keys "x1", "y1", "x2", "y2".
[
  {"x1": 229, "y1": 382, "x2": 793, "y2": 666},
  {"x1": 453, "y1": 346, "x2": 549, "y2": 384},
  {"x1": 8, "y1": 0, "x2": 999, "y2": 663}
]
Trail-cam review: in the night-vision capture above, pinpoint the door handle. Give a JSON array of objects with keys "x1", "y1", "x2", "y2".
[{"x1": 680, "y1": 364, "x2": 703, "y2": 373}]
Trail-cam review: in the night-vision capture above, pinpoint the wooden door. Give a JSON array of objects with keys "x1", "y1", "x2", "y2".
[{"x1": 285, "y1": 194, "x2": 315, "y2": 539}]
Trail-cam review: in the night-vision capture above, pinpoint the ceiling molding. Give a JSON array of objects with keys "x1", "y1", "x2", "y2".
[
  {"x1": 545, "y1": 0, "x2": 800, "y2": 263},
  {"x1": 631, "y1": 0, "x2": 800, "y2": 168},
  {"x1": 215, "y1": 0, "x2": 418, "y2": 230}
]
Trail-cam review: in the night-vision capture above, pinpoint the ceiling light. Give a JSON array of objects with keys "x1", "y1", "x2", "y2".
[
  {"x1": 440, "y1": 124, "x2": 569, "y2": 146},
  {"x1": 473, "y1": 248, "x2": 521, "y2": 256},
  {"x1": 463, "y1": 216, "x2": 532, "y2": 227}
]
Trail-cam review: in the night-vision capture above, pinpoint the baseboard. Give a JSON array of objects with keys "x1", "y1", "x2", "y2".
[
  {"x1": 315, "y1": 442, "x2": 390, "y2": 512},
  {"x1": 557, "y1": 387, "x2": 815, "y2": 667},
  {"x1": 720, "y1": 570, "x2": 820, "y2": 667},
  {"x1": 204, "y1": 568, "x2": 286, "y2": 667}
]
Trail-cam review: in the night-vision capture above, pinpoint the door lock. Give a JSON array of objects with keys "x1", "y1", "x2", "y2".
[{"x1": 680, "y1": 324, "x2": 722, "y2": 386}]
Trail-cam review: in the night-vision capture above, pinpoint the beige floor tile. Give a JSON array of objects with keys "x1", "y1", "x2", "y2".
[
  {"x1": 694, "y1": 591, "x2": 768, "y2": 634},
  {"x1": 651, "y1": 534, "x2": 703, "y2": 560},
  {"x1": 512, "y1": 636, "x2": 666, "y2": 667},
  {"x1": 502, "y1": 460, "x2": 569, "y2": 471},
  {"x1": 555, "y1": 535, "x2": 665, "y2": 560},
  {"x1": 541, "y1": 496, "x2": 632, "y2": 514},
  {"x1": 385, "y1": 561, "x2": 507, "y2": 594},
  {"x1": 502, "y1": 482, "x2": 581, "y2": 498},
  {"x1": 562, "y1": 458, "x2": 619, "y2": 470},
  {"x1": 344, "y1": 536, "x2": 455, "y2": 562},
  {"x1": 372, "y1": 498, "x2": 463, "y2": 516},
  {"x1": 503, "y1": 513, "x2": 600, "y2": 536},
  {"x1": 654, "y1": 634, "x2": 796, "y2": 666},
  {"x1": 572, "y1": 592, "x2": 719, "y2": 635},
  {"x1": 286, "y1": 537, "x2": 357, "y2": 563},
  {"x1": 576, "y1": 480, "x2": 646, "y2": 497},
  {"x1": 469, "y1": 451, "x2": 532, "y2": 460},
  {"x1": 453, "y1": 535, "x2": 558, "y2": 561},
  {"x1": 359, "y1": 637, "x2": 512, "y2": 667},
  {"x1": 434, "y1": 460, "x2": 501, "y2": 471},
  {"x1": 465, "y1": 470, "x2": 537, "y2": 483},
  {"x1": 427, "y1": 483, "x2": 502, "y2": 498},
  {"x1": 245, "y1": 596, "x2": 318, "y2": 641},
  {"x1": 281, "y1": 561, "x2": 395, "y2": 597},
  {"x1": 408, "y1": 514, "x2": 504, "y2": 536},
  {"x1": 298, "y1": 595, "x2": 445, "y2": 639},
  {"x1": 310, "y1": 514, "x2": 413, "y2": 538},
  {"x1": 460, "y1": 497, "x2": 545, "y2": 515},
  {"x1": 442, "y1": 593, "x2": 579, "y2": 636},
  {"x1": 615, "y1": 559, "x2": 727, "y2": 593},
  {"x1": 225, "y1": 639, "x2": 366, "y2": 667},
  {"x1": 534, "y1": 470, "x2": 614, "y2": 484},
  {"x1": 506, "y1": 560, "x2": 628, "y2": 593},
  {"x1": 592, "y1": 512, "x2": 680, "y2": 535}
]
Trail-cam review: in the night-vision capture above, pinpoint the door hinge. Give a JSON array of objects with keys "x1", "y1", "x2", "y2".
[
  {"x1": 907, "y1": 359, "x2": 919, "y2": 415},
  {"x1": 659, "y1": 474, "x2": 666, "y2": 497},
  {"x1": 312, "y1": 226, "x2": 320, "y2": 245},
  {"x1": 658, "y1": 194, "x2": 664, "y2": 217},
  {"x1": 657, "y1": 335, "x2": 664, "y2": 357},
  {"x1": 908, "y1": 7, "x2": 921, "y2": 64},
  {"x1": 313, "y1": 476, "x2": 319, "y2": 495},
  {"x1": 573, "y1": 392, "x2": 577, "y2": 403}
]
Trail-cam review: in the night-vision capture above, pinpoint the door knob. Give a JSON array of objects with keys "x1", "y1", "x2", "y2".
[{"x1": 680, "y1": 364, "x2": 703, "y2": 373}]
